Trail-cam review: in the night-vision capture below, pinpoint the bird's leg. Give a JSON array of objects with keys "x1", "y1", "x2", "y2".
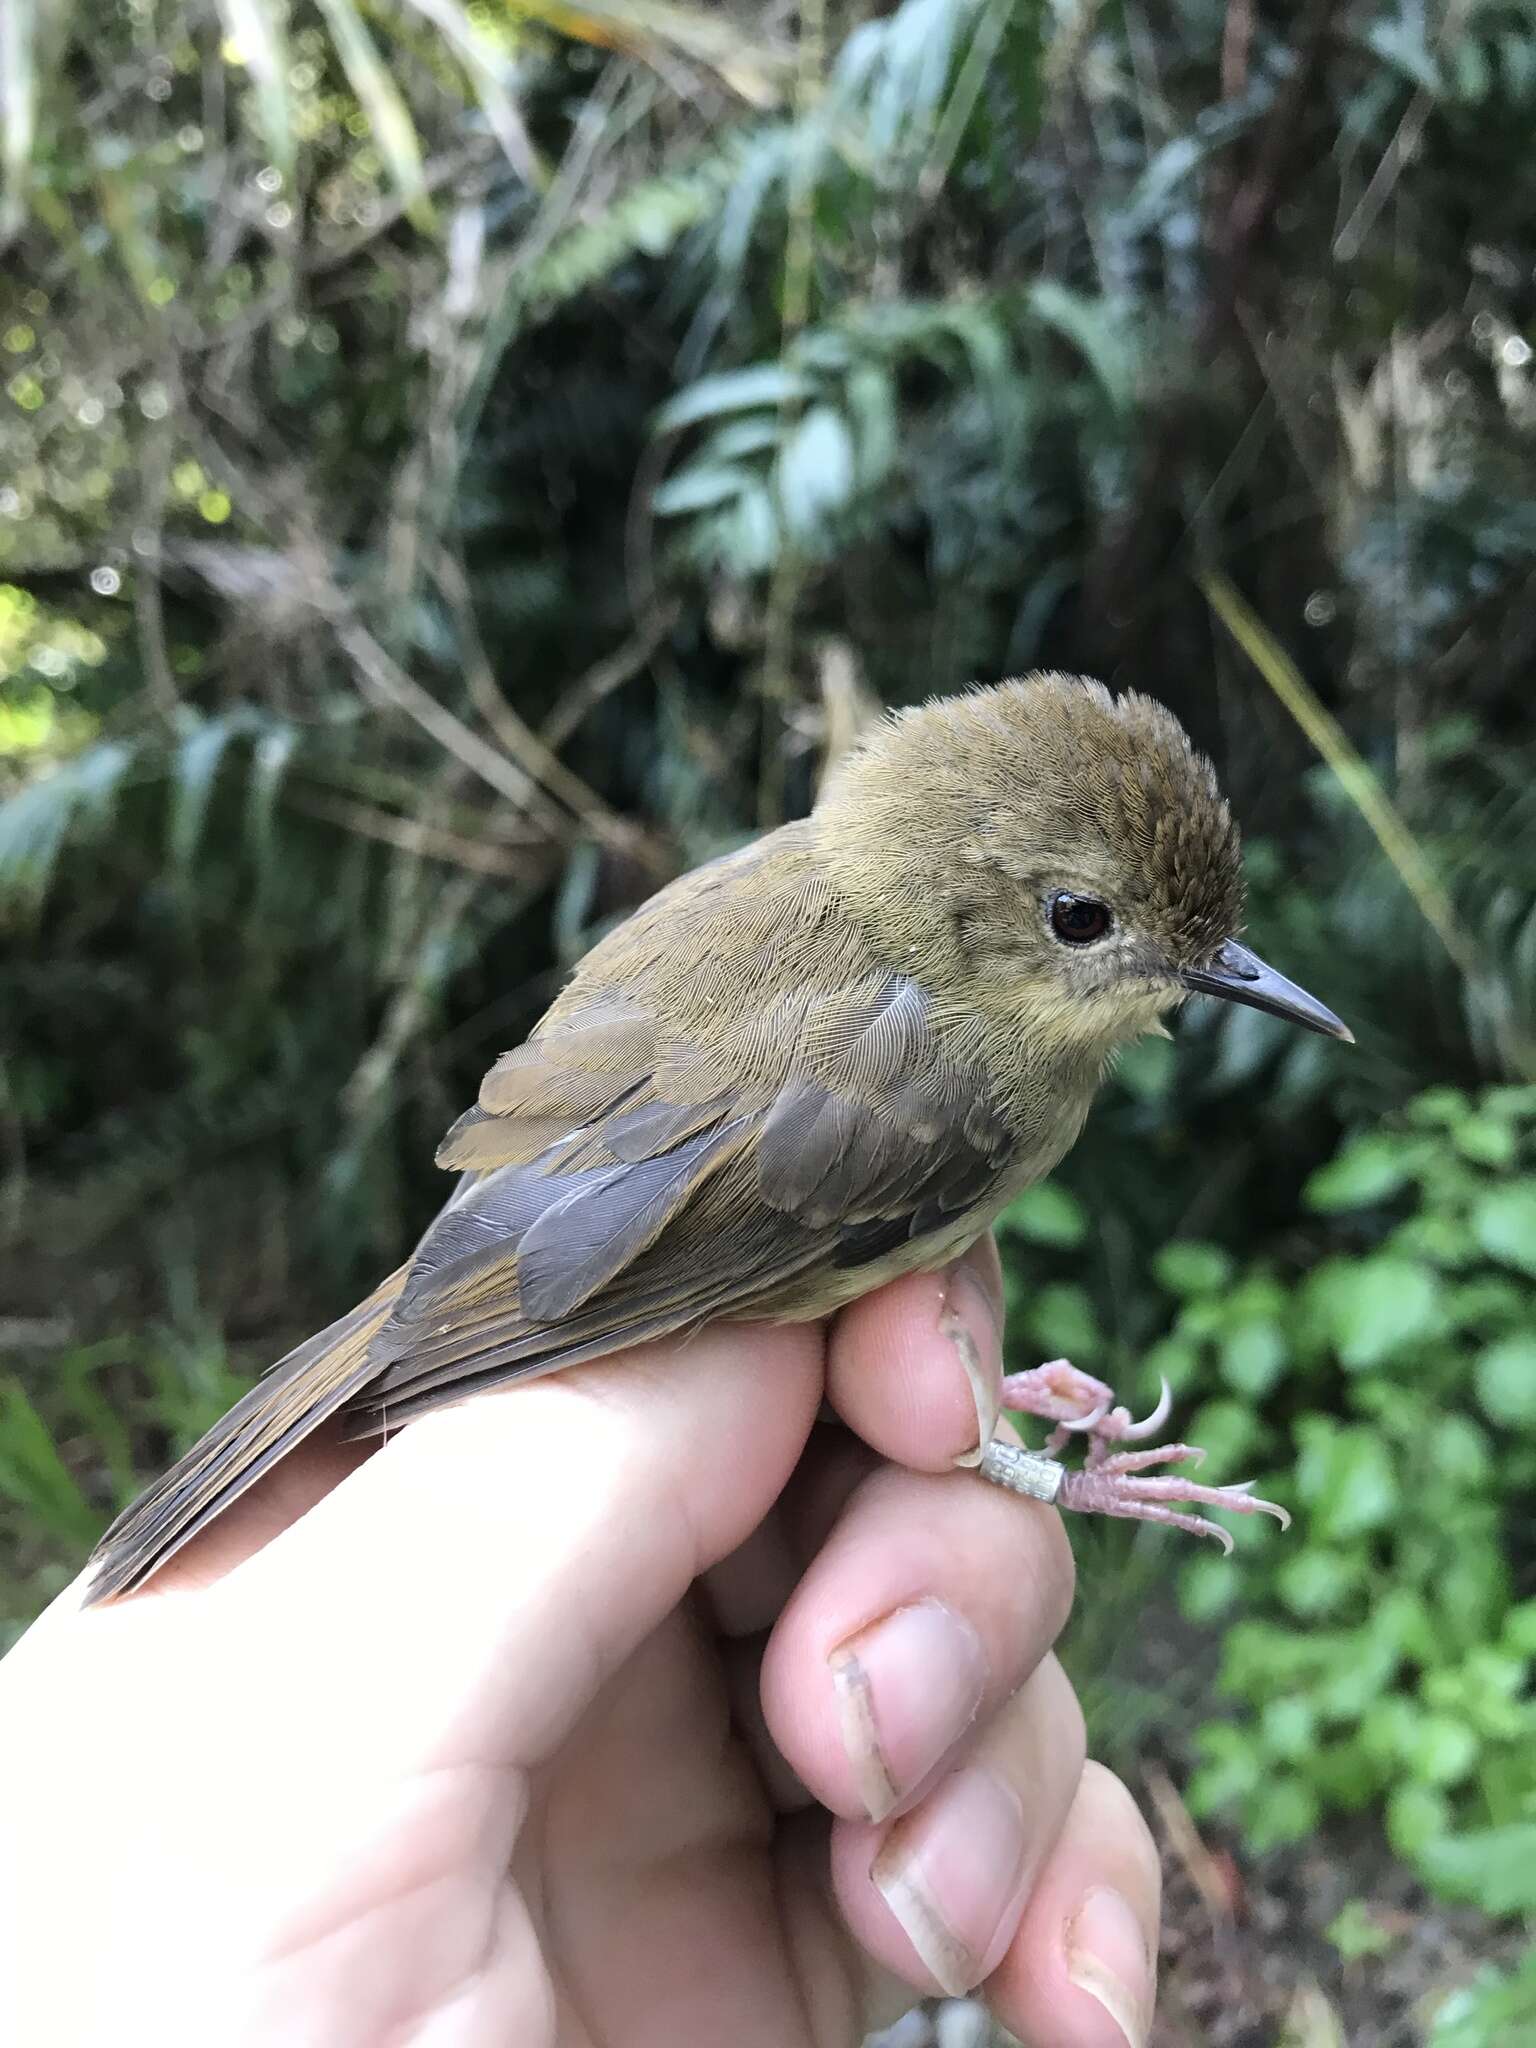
[{"x1": 979, "y1": 1361, "x2": 1289, "y2": 1553}]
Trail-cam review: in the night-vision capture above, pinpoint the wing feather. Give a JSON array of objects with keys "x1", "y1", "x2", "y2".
[{"x1": 349, "y1": 944, "x2": 1016, "y2": 1431}]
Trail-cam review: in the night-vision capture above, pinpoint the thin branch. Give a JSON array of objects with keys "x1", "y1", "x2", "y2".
[
  {"x1": 340, "y1": 869, "x2": 485, "y2": 1130},
  {"x1": 1333, "y1": 0, "x2": 1473, "y2": 264},
  {"x1": 282, "y1": 787, "x2": 536, "y2": 877},
  {"x1": 540, "y1": 602, "x2": 678, "y2": 753},
  {"x1": 331, "y1": 612, "x2": 544, "y2": 803},
  {"x1": 431, "y1": 549, "x2": 670, "y2": 871},
  {"x1": 758, "y1": 0, "x2": 825, "y2": 826},
  {"x1": 133, "y1": 418, "x2": 179, "y2": 723}
]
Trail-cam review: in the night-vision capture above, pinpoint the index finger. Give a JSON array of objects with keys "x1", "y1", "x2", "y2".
[
  {"x1": 215, "y1": 1323, "x2": 825, "y2": 1775},
  {"x1": 826, "y1": 1235, "x2": 1005, "y2": 1470}
]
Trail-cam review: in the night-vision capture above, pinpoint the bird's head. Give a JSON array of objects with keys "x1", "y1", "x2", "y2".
[{"x1": 815, "y1": 673, "x2": 1350, "y2": 1066}]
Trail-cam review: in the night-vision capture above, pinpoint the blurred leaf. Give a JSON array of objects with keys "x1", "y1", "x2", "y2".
[
  {"x1": 1418, "y1": 1825, "x2": 1536, "y2": 1913},
  {"x1": 1473, "y1": 1333, "x2": 1536, "y2": 1427},
  {"x1": 0, "y1": 739, "x2": 134, "y2": 919},
  {"x1": 652, "y1": 464, "x2": 755, "y2": 514},
  {"x1": 1365, "y1": 18, "x2": 1441, "y2": 94},
  {"x1": 1386, "y1": 1781, "x2": 1451, "y2": 1860},
  {"x1": 1428, "y1": 1952, "x2": 1536, "y2": 2047},
  {"x1": 1295, "y1": 1420, "x2": 1397, "y2": 1541},
  {"x1": 1306, "y1": 1133, "x2": 1418, "y2": 1210},
  {"x1": 169, "y1": 717, "x2": 237, "y2": 876},
  {"x1": 247, "y1": 720, "x2": 296, "y2": 882},
  {"x1": 1153, "y1": 1241, "x2": 1234, "y2": 1296},
  {"x1": 1243, "y1": 1773, "x2": 1320, "y2": 1850},
  {"x1": 1114, "y1": 1033, "x2": 1175, "y2": 1104},
  {"x1": 1500, "y1": 1601, "x2": 1536, "y2": 1657},
  {"x1": 775, "y1": 403, "x2": 855, "y2": 542},
  {"x1": 0, "y1": 1382, "x2": 100, "y2": 1549},
  {"x1": 655, "y1": 364, "x2": 812, "y2": 432},
  {"x1": 1276, "y1": 1547, "x2": 1366, "y2": 1619},
  {"x1": 1027, "y1": 280, "x2": 1136, "y2": 411},
  {"x1": 1304, "y1": 1254, "x2": 1441, "y2": 1369},
  {"x1": 1399, "y1": 1714, "x2": 1479, "y2": 1789},
  {"x1": 1325, "y1": 1899, "x2": 1398, "y2": 1963},
  {"x1": 1027, "y1": 1281, "x2": 1101, "y2": 1360},
  {"x1": 1220, "y1": 1317, "x2": 1287, "y2": 1397},
  {"x1": 1455, "y1": 1112, "x2": 1517, "y2": 1168},
  {"x1": 999, "y1": 1180, "x2": 1087, "y2": 1247},
  {"x1": 1472, "y1": 1183, "x2": 1536, "y2": 1276}
]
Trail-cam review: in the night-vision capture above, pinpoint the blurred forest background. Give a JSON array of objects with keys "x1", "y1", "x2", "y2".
[{"x1": 4, "y1": 0, "x2": 1536, "y2": 2039}]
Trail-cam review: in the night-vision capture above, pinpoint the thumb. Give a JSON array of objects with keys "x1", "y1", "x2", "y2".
[{"x1": 216, "y1": 1323, "x2": 825, "y2": 1774}]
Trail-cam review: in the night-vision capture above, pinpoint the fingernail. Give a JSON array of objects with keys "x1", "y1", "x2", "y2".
[
  {"x1": 941, "y1": 1259, "x2": 1004, "y2": 1468},
  {"x1": 871, "y1": 1763, "x2": 1029, "y2": 1996},
  {"x1": 829, "y1": 1601, "x2": 987, "y2": 1821},
  {"x1": 1065, "y1": 1886, "x2": 1154, "y2": 2048},
  {"x1": 942, "y1": 1253, "x2": 1003, "y2": 1348}
]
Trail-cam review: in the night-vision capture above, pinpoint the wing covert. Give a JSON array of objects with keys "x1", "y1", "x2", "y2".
[{"x1": 356, "y1": 944, "x2": 1015, "y2": 1426}]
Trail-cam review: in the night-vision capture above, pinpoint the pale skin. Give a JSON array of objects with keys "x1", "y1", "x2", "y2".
[{"x1": 0, "y1": 1239, "x2": 1161, "y2": 2048}]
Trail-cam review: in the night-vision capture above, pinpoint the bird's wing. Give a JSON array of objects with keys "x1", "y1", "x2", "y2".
[{"x1": 350, "y1": 969, "x2": 1015, "y2": 1431}]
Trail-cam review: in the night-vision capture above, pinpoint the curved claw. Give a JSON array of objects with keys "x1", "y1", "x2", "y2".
[
  {"x1": 1119, "y1": 1375, "x2": 1173, "y2": 1442},
  {"x1": 1225, "y1": 1482, "x2": 1291, "y2": 1531},
  {"x1": 1057, "y1": 1397, "x2": 1113, "y2": 1436}
]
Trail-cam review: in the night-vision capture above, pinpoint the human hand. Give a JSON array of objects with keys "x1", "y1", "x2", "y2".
[{"x1": 0, "y1": 1239, "x2": 1160, "y2": 2048}]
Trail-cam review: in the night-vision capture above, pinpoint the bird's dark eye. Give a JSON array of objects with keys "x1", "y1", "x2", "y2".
[{"x1": 1049, "y1": 892, "x2": 1112, "y2": 945}]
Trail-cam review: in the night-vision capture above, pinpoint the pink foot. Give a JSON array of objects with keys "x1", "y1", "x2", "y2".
[
  {"x1": 1056, "y1": 1443, "x2": 1289, "y2": 1554},
  {"x1": 983, "y1": 1367, "x2": 1289, "y2": 1552},
  {"x1": 1000, "y1": 1358, "x2": 1173, "y2": 1454}
]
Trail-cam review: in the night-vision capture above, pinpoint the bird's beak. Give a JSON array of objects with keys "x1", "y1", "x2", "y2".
[{"x1": 1180, "y1": 940, "x2": 1354, "y2": 1043}]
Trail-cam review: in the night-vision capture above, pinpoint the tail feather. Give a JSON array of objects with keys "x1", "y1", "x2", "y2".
[{"x1": 84, "y1": 1268, "x2": 407, "y2": 1603}]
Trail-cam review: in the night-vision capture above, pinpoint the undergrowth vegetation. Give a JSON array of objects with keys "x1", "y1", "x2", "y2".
[{"x1": 4, "y1": 0, "x2": 1536, "y2": 2034}]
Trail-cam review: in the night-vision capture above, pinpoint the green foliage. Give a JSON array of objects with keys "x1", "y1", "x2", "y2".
[
  {"x1": 1167, "y1": 1086, "x2": 1536, "y2": 1917},
  {"x1": 0, "y1": 1331, "x2": 248, "y2": 1644},
  {"x1": 1428, "y1": 1948, "x2": 1536, "y2": 2048}
]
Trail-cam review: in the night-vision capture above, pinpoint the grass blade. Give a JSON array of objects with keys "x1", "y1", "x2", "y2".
[
  {"x1": 0, "y1": 0, "x2": 46, "y2": 245},
  {"x1": 399, "y1": 0, "x2": 539, "y2": 184},
  {"x1": 0, "y1": 1381, "x2": 101, "y2": 1550},
  {"x1": 315, "y1": 0, "x2": 434, "y2": 231},
  {"x1": 512, "y1": 1, "x2": 790, "y2": 106},
  {"x1": 215, "y1": 0, "x2": 295, "y2": 185},
  {"x1": 1199, "y1": 572, "x2": 1514, "y2": 1023}
]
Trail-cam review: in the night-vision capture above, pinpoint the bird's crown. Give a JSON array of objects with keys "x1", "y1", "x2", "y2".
[{"x1": 817, "y1": 672, "x2": 1244, "y2": 971}]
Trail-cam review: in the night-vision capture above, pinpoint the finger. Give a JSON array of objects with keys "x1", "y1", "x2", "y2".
[
  {"x1": 829, "y1": 1654, "x2": 1086, "y2": 1998},
  {"x1": 826, "y1": 1236, "x2": 1004, "y2": 1471},
  {"x1": 719, "y1": 1635, "x2": 814, "y2": 1813},
  {"x1": 219, "y1": 1321, "x2": 825, "y2": 1774},
  {"x1": 989, "y1": 1761, "x2": 1162, "y2": 2048},
  {"x1": 761, "y1": 1459, "x2": 1074, "y2": 1822},
  {"x1": 700, "y1": 1423, "x2": 876, "y2": 1641}
]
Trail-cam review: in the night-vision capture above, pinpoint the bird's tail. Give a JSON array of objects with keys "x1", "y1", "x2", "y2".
[{"x1": 84, "y1": 1266, "x2": 408, "y2": 1604}]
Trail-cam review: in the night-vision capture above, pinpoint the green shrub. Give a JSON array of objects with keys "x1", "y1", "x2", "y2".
[
  {"x1": 1152, "y1": 1085, "x2": 1536, "y2": 1914},
  {"x1": 1428, "y1": 1948, "x2": 1536, "y2": 2047}
]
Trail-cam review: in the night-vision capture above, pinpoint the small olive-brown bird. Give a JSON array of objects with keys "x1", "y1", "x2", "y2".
[{"x1": 86, "y1": 674, "x2": 1349, "y2": 1601}]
